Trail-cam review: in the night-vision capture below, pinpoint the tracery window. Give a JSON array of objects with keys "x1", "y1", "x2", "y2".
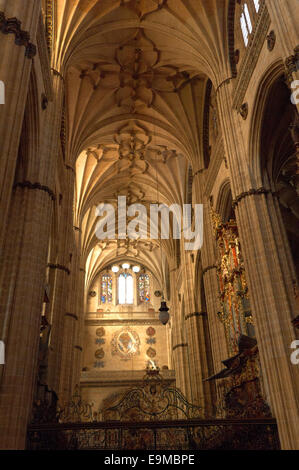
[
  {"x1": 101, "y1": 275, "x2": 112, "y2": 304},
  {"x1": 253, "y1": 0, "x2": 260, "y2": 12},
  {"x1": 240, "y1": 3, "x2": 252, "y2": 46},
  {"x1": 239, "y1": 0, "x2": 261, "y2": 47},
  {"x1": 118, "y1": 273, "x2": 134, "y2": 304},
  {"x1": 138, "y1": 274, "x2": 150, "y2": 303}
]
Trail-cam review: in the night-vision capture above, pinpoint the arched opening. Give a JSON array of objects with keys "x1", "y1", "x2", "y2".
[{"x1": 260, "y1": 76, "x2": 299, "y2": 281}]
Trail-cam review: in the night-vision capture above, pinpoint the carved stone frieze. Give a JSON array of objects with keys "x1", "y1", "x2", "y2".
[{"x1": 0, "y1": 11, "x2": 36, "y2": 58}]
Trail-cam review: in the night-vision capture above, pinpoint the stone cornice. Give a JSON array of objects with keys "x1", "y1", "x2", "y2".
[
  {"x1": 232, "y1": 3, "x2": 270, "y2": 111},
  {"x1": 85, "y1": 318, "x2": 161, "y2": 326},
  {"x1": 14, "y1": 181, "x2": 56, "y2": 201},
  {"x1": 0, "y1": 11, "x2": 36, "y2": 59},
  {"x1": 80, "y1": 369, "x2": 175, "y2": 388}
]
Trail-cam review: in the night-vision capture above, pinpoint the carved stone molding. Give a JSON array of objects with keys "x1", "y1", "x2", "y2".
[
  {"x1": 239, "y1": 102, "x2": 248, "y2": 120},
  {"x1": 65, "y1": 164, "x2": 75, "y2": 174},
  {"x1": 232, "y1": 187, "x2": 273, "y2": 208},
  {"x1": 37, "y1": 13, "x2": 53, "y2": 101},
  {"x1": 51, "y1": 68, "x2": 65, "y2": 81},
  {"x1": 44, "y1": 0, "x2": 54, "y2": 57},
  {"x1": 202, "y1": 265, "x2": 217, "y2": 275},
  {"x1": 85, "y1": 318, "x2": 161, "y2": 326},
  {"x1": 185, "y1": 312, "x2": 207, "y2": 321},
  {"x1": 266, "y1": 30, "x2": 276, "y2": 52},
  {"x1": 0, "y1": 11, "x2": 36, "y2": 59},
  {"x1": 41, "y1": 93, "x2": 48, "y2": 110},
  {"x1": 172, "y1": 343, "x2": 188, "y2": 351},
  {"x1": 65, "y1": 313, "x2": 78, "y2": 321},
  {"x1": 47, "y1": 263, "x2": 70, "y2": 275},
  {"x1": 203, "y1": 79, "x2": 213, "y2": 167},
  {"x1": 232, "y1": 3, "x2": 270, "y2": 110},
  {"x1": 14, "y1": 181, "x2": 56, "y2": 201},
  {"x1": 227, "y1": 0, "x2": 238, "y2": 78},
  {"x1": 285, "y1": 46, "x2": 299, "y2": 85}
]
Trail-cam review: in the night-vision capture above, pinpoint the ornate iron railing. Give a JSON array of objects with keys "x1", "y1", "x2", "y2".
[
  {"x1": 27, "y1": 417, "x2": 280, "y2": 450},
  {"x1": 29, "y1": 369, "x2": 280, "y2": 450}
]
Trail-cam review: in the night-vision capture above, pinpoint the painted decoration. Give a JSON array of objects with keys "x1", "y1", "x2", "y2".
[
  {"x1": 96, "y1": 327, "x2": 105, "y2": 337},
  {"x1": 146, "y1": 337, "x2": 156, "y2": 344},
  {"x1": 94, "y1": 361, "x2": 104, "y2": 368},
  {"x1": 95, "y1": 338, "x2": 105, "y2": 345},
  {"x1": 95, "y1": 348, "x2": 105, "y2": 359},
  {"x1": 111, "y1": 327, "x2": 140, "y2": 360},
  {"x1": 146, "y1": 326, "x2": 156, "y2": 337},
  {"x1": 146, "y1": 347, "x2": 156, "y2": 358}
]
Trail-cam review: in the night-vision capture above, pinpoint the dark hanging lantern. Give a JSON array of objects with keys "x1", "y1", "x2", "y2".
[{"x1": 159, "y1": 300, "x2": 169, "y2": 325}]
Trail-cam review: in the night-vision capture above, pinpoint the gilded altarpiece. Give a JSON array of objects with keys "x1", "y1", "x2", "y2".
[
  {"x1": 213, "y1": 215, "x2": 253, "y2": 355},
  {"x1": 210, "y1": 213, "x2": 270, "y2": 418}
]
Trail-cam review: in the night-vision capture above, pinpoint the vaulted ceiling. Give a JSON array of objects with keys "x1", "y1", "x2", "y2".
[{"x1": 50, "y1": 0, "x2": 230, "y2": 287}]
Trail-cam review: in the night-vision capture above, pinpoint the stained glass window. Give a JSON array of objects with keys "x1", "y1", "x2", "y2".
[
  {"x1": 118, "y1": 273, "x2": 133, "y2": 304},
  {"x1": 101, "y1": 275, "x2": 112, "y2": 304},
  {"x1": 138, "y1": 274, "x2": 150, "y2": 303}
]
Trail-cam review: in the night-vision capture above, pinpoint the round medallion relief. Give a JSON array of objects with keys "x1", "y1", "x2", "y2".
[
  {"x1": 146, "y1": 326, "x2": 156, "y2": 337},
  {"x1": 146, "y1": 347, "x2": 156, "y2": 358},
  {"x1": 111, "y1": 327, "x2": 140, "y2": 360},
  {"x1": 95, "y1": 348, "x2": 105, "y2": 359},
  {"x1": 96, "y1": 327, "x2": 105, "y2": 337}
]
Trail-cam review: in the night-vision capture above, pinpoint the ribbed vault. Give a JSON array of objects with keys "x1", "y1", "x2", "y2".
[{"x1": 51, "y1": 0, "x2": 231, "y2": 289}]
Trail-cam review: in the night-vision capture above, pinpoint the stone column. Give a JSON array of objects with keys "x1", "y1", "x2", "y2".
[
  {"x1": 217, "y1": 82, "x2": 299, "y2": 449},
  {"x1": 0, "y1": 1, "x2": 41, "y2": 254},
  {"x1": 199, "y1": 191, "x2": 228, "y2": 416},
  {"x1": 193, "y1": 175, "x2": 228, "y2": 372},
  {"x1": 58, "y1": 227, "x2": 82, "y2": 403},
  {"x1": 0, "y1": 70, "x2": 64, "y2": 448},
  {"x1": 180, "y1": 248, "x2": 213, "y2": 415},
  {"x1": 72, "y1": 266, "x2": 86, "y2": 391},
  {"x1": 46, "y1": 165, "x2": 75, "y2": 395},
  {"x1": 169, "y1": 267, "x2": 192, "y2": 400}
]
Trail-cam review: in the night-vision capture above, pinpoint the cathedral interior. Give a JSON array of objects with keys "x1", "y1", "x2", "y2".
[{"x1": 0, "y1": 0, "x2": 298, "y2": 451}]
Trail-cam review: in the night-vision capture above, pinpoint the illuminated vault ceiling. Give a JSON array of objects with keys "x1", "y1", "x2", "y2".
[{"x1": 50, "y1": 0, "x2": 230, "y2": 287}]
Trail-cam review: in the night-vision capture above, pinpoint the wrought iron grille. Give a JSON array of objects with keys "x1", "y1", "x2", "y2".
[{"x1": 27, "y1": 418, "x2": 280, "y2": 450}]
